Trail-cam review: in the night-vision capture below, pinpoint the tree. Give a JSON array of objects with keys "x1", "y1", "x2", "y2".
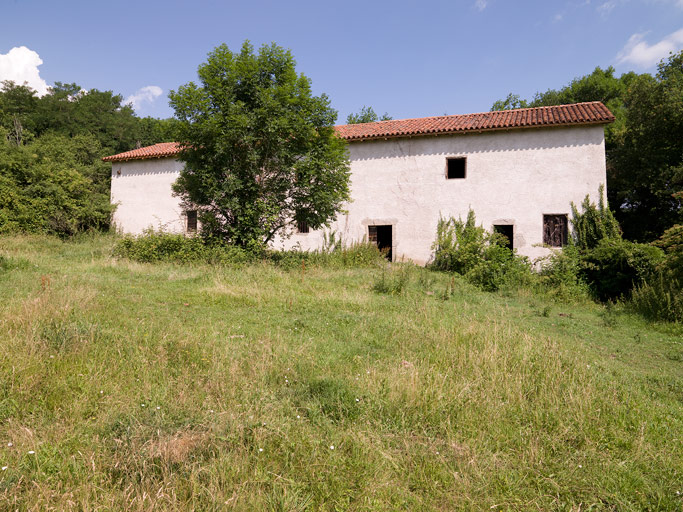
[
  {"x1": 346, "y1": 106, "x2": 392, "y2": 124},
  {"x1": 169, "y1": 41, "x2": 350, "y2": 250},
  {"x1": 490, "y1": 93, "x2": 528, "y2": 112},
  {"x1": 609, "y1": 52, "x2": 683, "y2": 241}
]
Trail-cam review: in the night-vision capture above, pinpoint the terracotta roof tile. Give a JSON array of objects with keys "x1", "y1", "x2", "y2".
[
  {"x1": 102, "y1": 142, "x2": 181, "y2": 162},
  {"x1": 335, "y1": 101, "x2": 614, "y2": 141},
  {"x1": 102, "y1": 102, "x2": 614, "y2": 162}
]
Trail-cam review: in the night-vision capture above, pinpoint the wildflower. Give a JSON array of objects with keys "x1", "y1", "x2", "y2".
[
  {"x1": 141, "y1": 404, "x2": 146, "y2": 407},
  {"x1": 355, "y1": 398, "x2": 359, "y2": 402},
  {"x1": 209, "y1": 409, "x2": 214, "y2": 413},
  {"x1": 156, "y1": 406, "x2": 161, "y2": 410},
  {"x1": 100, "y1": 390, "x2": 103, "y2": 394},
  {"x1": 28, "y1": 451, "x2": 35, "y2": 455},
  {"x1": 7, "y1": 443, "x2": 12, "y2": 447},
  {"x1": 329, "y1": 445, "x2": 335, "y2": 450},
  {"x1": 258, "y1": 448, "x2": 263, "y2": 453},
  {"x1": 578, "y1": 464, "x2": 582, "y2": 468},
  {"x1": 296, "y1": 415, "x2": 300, "y2": 419}
]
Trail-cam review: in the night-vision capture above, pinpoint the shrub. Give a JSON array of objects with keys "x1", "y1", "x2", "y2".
[
  {"x1": 579, "y1": 238, "x2": 664, "y2": 301},
  {"x1": 113, "y1": 230, "x2": 251, "y2": 265},
  {"x1": 629, "y1": 274, "x2": 683, "y2": 323},
  {"x1": 629, "y1": 224, "x2": 683, "y2": 322},
  {"x1": 653, "y1": 224, "x2": 683, "y2": 281},
  {"x1": 535, "y1": 244, "x2": 590, "y2": 301},
  {"x1": 430, "y1": 210, "x2": 533, "y2": 292},
  {"x1": 570, "y1": 185, "x2": 621, "y2": 250}
]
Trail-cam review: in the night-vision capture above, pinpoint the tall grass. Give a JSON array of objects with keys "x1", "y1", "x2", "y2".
[{"x1": 0, "y1": 234, "x2": 681, "y2": 510}]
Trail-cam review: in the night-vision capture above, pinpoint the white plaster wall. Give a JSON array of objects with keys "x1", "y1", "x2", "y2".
[
  {"x1": 110, "y1": 158, "x2": 186, "y2": 234},
  {"x1": 276, "y1": 125, "x2": 607, "y2": 265}
]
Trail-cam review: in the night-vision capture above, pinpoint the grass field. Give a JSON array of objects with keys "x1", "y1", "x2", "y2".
[{"x1": 0, "y1": 235, "x2": 681, "y2": 510}]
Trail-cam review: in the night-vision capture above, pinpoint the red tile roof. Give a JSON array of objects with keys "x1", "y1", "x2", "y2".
[
  {"x1": 335, "y1": 101, "x2": 614, "y2": 141},
  {"x1": 103, "y1": 102, "x2": 614, "y2": 162},
  {"x1": 102, "y1": 142, "x2": 181, "y2": 162}
]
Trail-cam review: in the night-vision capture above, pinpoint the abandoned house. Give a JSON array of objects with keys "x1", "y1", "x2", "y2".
[{"x1": 104, "y1": 101, "x2": 614, "y2": 264}]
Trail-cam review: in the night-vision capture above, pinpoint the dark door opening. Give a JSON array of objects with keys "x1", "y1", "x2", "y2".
[
  {"x1": 493, "y1": 224, "x2": 514, "y2": 250},
  {"x1": 368, "y1": 225, "x2": 393, "y2": 261}
]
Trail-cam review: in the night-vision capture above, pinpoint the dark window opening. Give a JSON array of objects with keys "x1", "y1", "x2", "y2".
[
  {"x1": 543, "y1": 214, "x2": 568, "y2": 247},
  {"x1": 446, "y1": 157, "x2": 466, "y2": 179},
  {"x1": 368, "y1": 225, "x2": 393, "y2": 261},
  {"x1": 186, "y1": 210, "x2": 197, "y2": 232},
  {"x1": 297, "y1": 220, "x2": 309, "y2": 234},
  {"x1": 493, "y1": 224, "x2": 514, "y2": 250}
]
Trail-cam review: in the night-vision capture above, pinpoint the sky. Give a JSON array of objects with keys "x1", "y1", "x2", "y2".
[{"x1": 1, "y1": 0, "x2": 682, "y2": 122}]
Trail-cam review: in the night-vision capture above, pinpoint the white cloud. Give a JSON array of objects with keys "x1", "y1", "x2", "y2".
[
  {"x1": 0, "y1": 46, "x2": 49, "y2": 96},
  {"x1": 124, "y1": 85, "x2": 163, "y2": 112},
  {"x1": 616, "y1": 28, "x2": 683, "y2": 68},
  {"x1": 474, "y1": 0, "x2": 487, "y2": 11},
  {"x1": 597, "y1": 0, "x2": 620, "y2": 15}
]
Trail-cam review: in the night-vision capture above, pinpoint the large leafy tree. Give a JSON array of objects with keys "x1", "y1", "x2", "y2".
[
  {"x1": 609, "y1": 53, "x2": 683, "y2": 241},
  {"x1": 169, "y1": 41, "x2": 350, "y2": 249}
]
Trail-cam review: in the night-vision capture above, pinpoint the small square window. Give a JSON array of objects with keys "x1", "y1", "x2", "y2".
[
  {"x1": 446, "y1": 157, "x2": 466, "y2": 179},
  {"x1": 186, "y1": 210, "x2": 197, "y2": 232},
  {"x1": 543, "y1": 214, "x2": 568, "y2": 247},
  {"x1": 297, "y1": 220, "x2": 309, "y2": 234}
]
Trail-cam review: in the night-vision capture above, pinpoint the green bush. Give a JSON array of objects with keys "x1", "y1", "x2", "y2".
[
  {"x1": 430, "y1": 210, "x2": 533, "y2": 292},
  {"x1": 535, "y1": 244, "x2": 590, "y2": 301},
  {"x1": 653, "y1": 224, "x2": 683, "y2": 281},
  {"x1": 0, "y1": 134, "x2": 113, "y2": 237},
  {"x1": 113, "y1": 230, "x2": 384, "y2": 269},
  {"x1": 629, "y1": 274, "x2": 683, "y2": 322},
  {"x1": 579, "y1": 238, "x2": 664, "y2": 301},
  {"x1": 629, "y1": 224, "x2": 683, "y2": 322},
  {"x1": 113, "y1": 230, "x2": 251, "y2": 265}
]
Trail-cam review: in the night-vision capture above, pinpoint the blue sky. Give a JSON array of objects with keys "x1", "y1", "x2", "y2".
[{"x1": 1, "y1": 0, "x2": 682, "y2": 122}]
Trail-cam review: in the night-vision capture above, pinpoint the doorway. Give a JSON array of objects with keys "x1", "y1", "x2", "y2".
[
  {"x1": 368, "y1": 225, "x2": 393, "y2": 261},
  {"x1": 493, "y1": 224, "x2": 514, "y2": 250}
]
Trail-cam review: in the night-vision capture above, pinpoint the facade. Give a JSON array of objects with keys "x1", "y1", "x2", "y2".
[{"x1": 105, "y1": 102, "x2": 614, "y2": 264}]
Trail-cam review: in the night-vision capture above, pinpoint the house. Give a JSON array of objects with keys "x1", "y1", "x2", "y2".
[{"x1": 104, "y1": 101, "x2": 614, "y2": 264}]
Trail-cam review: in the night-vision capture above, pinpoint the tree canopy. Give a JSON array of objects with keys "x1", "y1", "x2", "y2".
[
  {"x1": 0, "y1": 80, "x2": 175, "y2": 236},
  {"x1": 346, "y1": 106, "x2": 392, "y2": 124},
  {"x1": 169, "y1": 41, "x2": 351, "y2": 249}
]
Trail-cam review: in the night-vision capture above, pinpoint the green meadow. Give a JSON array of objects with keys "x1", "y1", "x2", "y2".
[{"x1": 0, "y1": 235, "x2": 681, "y2": 510}]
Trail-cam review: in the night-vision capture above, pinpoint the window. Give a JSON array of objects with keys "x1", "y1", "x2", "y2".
[
  {"x1": 543, "y1": 214, "x2": 568, "y2": 247},
  {"x1": 493, "y1": 224, "x2": 514, "y2": 250},
  {"x1": 297, "y1": 220, "x2": 309, "y2": 234},
  {"x1": 446, "y1": 157, "x2": 466, "y2": 179},
  {"x1": 186, "y1": 210, "x2": 198, "y2": 232}
]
